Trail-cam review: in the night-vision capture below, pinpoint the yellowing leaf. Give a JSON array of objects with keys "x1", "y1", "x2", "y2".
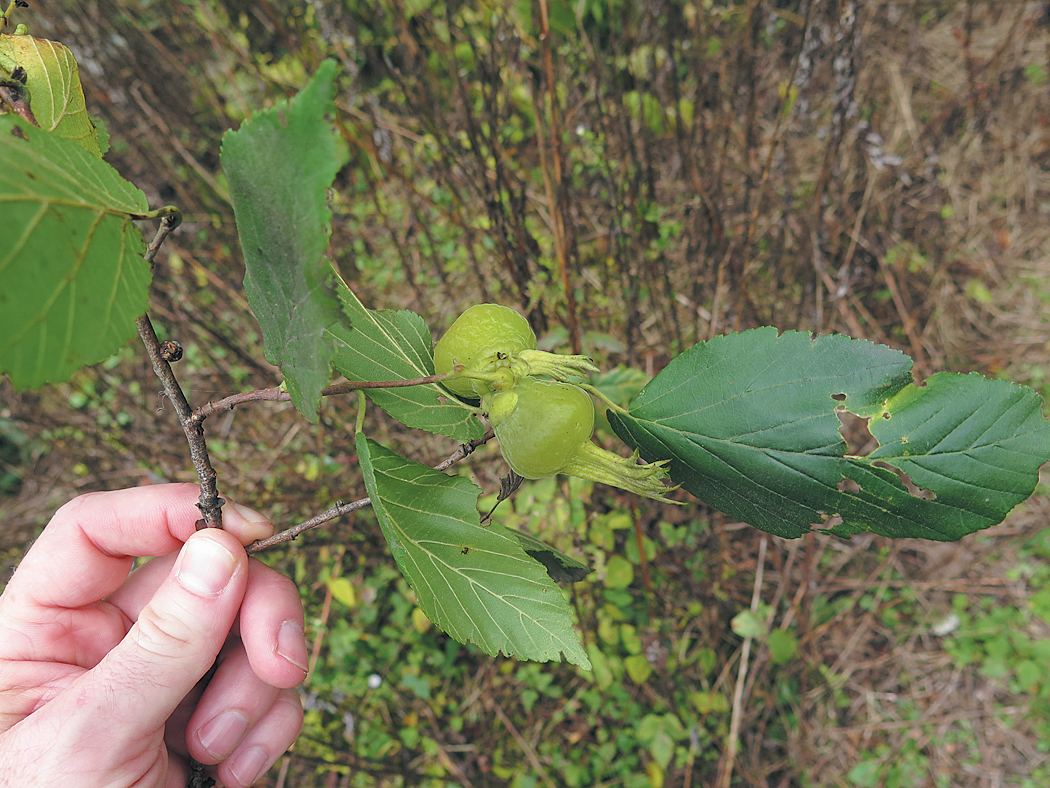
[
  {"x1": 327, "y1": 576, "x2": 357, "y2": 609},
  {"x1": 0, "y1": 33, "x2": 101, "y2": 156},
  {"x1": 624, "y1": 653, "x2": 653, "y2": 684},
  {"x1": 411, "y1": 607, "x2": 431, "y2": 633},
  {"x1": 604, "y1": 555, "x2": 634, "y2": 589}
]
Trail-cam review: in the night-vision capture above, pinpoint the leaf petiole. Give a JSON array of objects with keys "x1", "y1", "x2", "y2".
[
  {"x1": 0, "y1": 1, "x2": 26, "y2": 35},
  {"x1": 132, "y1": 204, "x2": 183, "y2": 228},
  {"x1": 579, "y1": 383, "x2": 628, "y2": 416},
  {"x1": 355, "y1": 390, "x2": 367, "y2": 435}
]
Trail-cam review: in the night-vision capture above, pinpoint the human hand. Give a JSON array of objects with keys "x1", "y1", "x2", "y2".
[{"x1": 0, "y1": 483, "x2": 307, "y2": 788}]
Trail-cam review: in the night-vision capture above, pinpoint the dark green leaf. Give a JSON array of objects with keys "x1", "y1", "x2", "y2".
[
  {"x1": 610, "y1": 328, "x2": 1050, "y2": 541},
  {"x1": 0, "y1": 116, "x2": 149, "y2": 390},
  {"x1": 330, "y1": 280, "x2": 484, "y2": 441},
  {"x1": 220, "y1": 59, "x2": 343, "y2": 423},
  {"x1": 767, "y1": 629, "x2": 798, "y2": 664},
  {"x1": 356, "y1": 434, "x2": 590, "y2": 668},
  {"x1": 506, "y1": 528, "x2": 590, "y2": 584}
]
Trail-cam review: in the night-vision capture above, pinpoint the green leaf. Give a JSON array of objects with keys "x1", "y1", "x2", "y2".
[
  {"x1": 586, "y1": 643, "x2": 614, "y2": 688},
  {"x1": 326, "y1": 576, "x2": 357, "y2": 609},
  {"x1": 0, "y1": 33, "x2": 102, "y2": 156},
  {"x1": 330, "y1": 280, "x2": 484, "y2": 441},
  {"x1": 505, "y1": 527, "x2": 590, "y2": 583},
  {"x1": 731, "y1": 609, "x2": 767, "y2": 639},
  {"x1": 767, "y1": 629, "x2": 798, "y2": 664},
  {"x1": 624, "y1": 653, "x2": 652, "y2": 684},
  {"x1": 0, "y1": 116, "x2": 150, "y2": 390},
  {"x1": 610, "y1": 328, "x2": 1050, "y2": 541},
  {"x1": 604, "y1": 555, "x2": 634, "y2": 588},
  {"x1": 356, "y1": 434, "x2": 590, "y2": 668},
  {"x1": 399, "y1": 673, "x2": 431, "y2": 700},
  {"x1": 635, "y1": 714, "x2": 683, "y2": 768},
  {"x1": 220, "y1": 59, "x2": 344, "y2": 424}
]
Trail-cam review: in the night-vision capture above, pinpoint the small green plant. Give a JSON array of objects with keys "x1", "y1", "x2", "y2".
[{"x1": 943, "y1": 530, "x2": 1050, "y2": 740}]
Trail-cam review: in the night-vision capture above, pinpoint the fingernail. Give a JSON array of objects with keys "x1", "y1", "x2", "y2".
[
  {"x1": 229, "y1": 502, "x2": 270, "y2": 524},
  {"x1": 198, "y1": 709, "x2": 249, "y2": 760},
  {"x1": 229, "y1": 745, "x2": 269, "y2": 787},
  {"x1": 277, "y1": 620, "x2": 309, "y2": 672},
  {"x1": 178, "y1": 536, "x2": 237, "y2": 597}
]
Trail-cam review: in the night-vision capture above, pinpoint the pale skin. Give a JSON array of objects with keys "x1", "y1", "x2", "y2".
[{"x1": 0, "y1": 484, "x2": 308, "y2": 788}]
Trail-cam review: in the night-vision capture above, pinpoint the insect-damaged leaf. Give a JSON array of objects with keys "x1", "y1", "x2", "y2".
[{"x1": 610, "y1": 328, "x2": 1050, "y2": 541}]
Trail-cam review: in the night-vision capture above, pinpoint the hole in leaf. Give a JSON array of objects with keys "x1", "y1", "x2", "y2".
[
  {"x1": 837, "y1": 478, "x2": 862, "y2": 494},
  {"x1": 831, "y1": 393, "x2": 846, "y2": 401},
  {"x1": 836, "y1": 410, "x2": 877, "y2": 456},
  {"x1": 873, "y1": 461, "x2": 936, "y2": 500},
  {"x1": 813, "y1": 513, "x2": 844, "y2": 530}
]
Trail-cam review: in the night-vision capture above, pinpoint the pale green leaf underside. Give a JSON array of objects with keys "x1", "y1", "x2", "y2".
[
  {"x1": 330, "y1": 280, "x2": 484, "y2": 441},
  {"x1": 610, "y1": 328, "x2": 1050, "y2": 541},
  {"x1": 220, "y1": 59, "x2": 344, "y2": 423},
  {"x1": 0, "y1": 116, "x2": 149, "y2": 390},
  {"x1": 357, "y1": 435, "x2": 590, "y2": 668}
]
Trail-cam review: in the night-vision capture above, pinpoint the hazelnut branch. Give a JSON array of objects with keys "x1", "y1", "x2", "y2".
[
  {"x1": 135, "y1": 211, "x2": 225, "y2": 529},
  {"x1": 246, "y1": 426, "x2": 494, "y2": 554},
  {"x1": 188, "y1": 372, "x2": 452, "y2": 426}
]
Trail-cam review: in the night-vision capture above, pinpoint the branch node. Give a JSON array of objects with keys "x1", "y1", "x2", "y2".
[{"x1": 159, "y1": 339, "x2": 184, "y2": 362}]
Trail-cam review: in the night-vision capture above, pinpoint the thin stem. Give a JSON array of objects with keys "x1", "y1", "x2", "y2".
[
  {"x1": 137, "y1": 212, "x2": 224, "y2": 528},
  {"x1": 246, "y1": 498, "x2": 373, "y2": 555},
  {"x1": 578, "y1": 383, "x2": 627, "y2": 416},
  {"x1": 137, "y1": 313, "x2": 224, "y2": 528},
  {"x1": 189, "y1": 372, "x2": 455, "y2": 425},
  {"x1": 134, "y1": 204, "x2": 183, "y2": 226},
  {"x1": 143, "y1": 209, "x2": 182, "y2": 265},
  {"x1": 718, "y1": 534, "x2": 767, "y2": 788},
  {"x1": 0, "y1": 0, "x2": 21, "y2": 31},
  {"x1": 246, "y1": 427, "x2": 494, "y2": 554},
  {"x1": 354, "y1": 390, "x2": 366, "y2": 435},
  {"x1": 536, "y1": 0, "x2": 580, "y2": 354}
]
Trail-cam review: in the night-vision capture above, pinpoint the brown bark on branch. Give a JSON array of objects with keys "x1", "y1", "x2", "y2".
[
  {"x1": 136, "y1": 213, "x2": 225, "y2": 529},
  {"x1": 246, "y1": 427, "x2": 494, "y2": 555},
  {"x1": 189, "y1": 373, "x2": 452, "y2": 425}
]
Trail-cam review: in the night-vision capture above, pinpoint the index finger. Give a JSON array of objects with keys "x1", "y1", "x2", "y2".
[{"x1": 1, "y1": 484, "x2": 272, "y2": 619}]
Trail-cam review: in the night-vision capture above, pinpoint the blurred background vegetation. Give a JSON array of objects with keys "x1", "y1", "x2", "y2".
[{"x1": 3, "y1": 1, "x2": 1050, "y2": 786}]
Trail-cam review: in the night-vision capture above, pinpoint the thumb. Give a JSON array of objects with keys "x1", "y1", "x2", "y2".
[{"x1": 86, "y1": 529, "x2": 248, "y2": 733}]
